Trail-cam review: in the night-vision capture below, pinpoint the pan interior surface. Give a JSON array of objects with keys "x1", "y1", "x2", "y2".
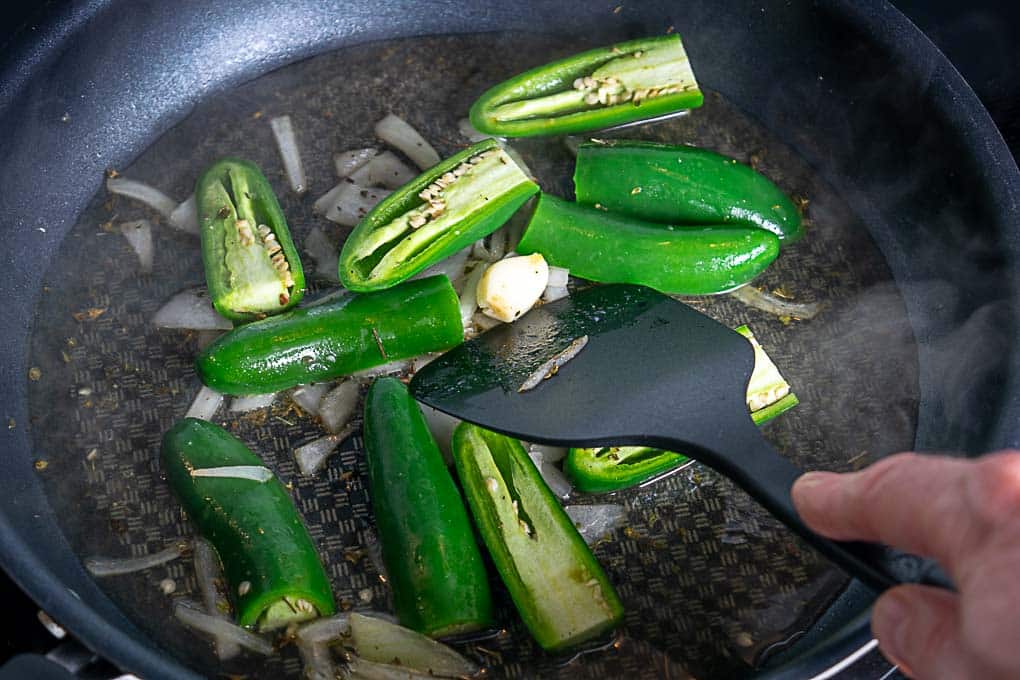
[{"x1": 24, "y1": 32, "x2": 922, "y2": 679}]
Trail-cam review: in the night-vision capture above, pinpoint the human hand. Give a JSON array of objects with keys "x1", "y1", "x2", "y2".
[{"x1": 791, "y1": 451, "x2": 1020, "y2": 679}]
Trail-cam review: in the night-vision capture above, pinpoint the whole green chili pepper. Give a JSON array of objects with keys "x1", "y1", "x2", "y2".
[
  {"x1": 517, "y1": 194, "x2": 780, "y2": 295},
  {"x1": 364, "y1": 378, "x2": 494, "y2": 637},
  {"x1": 573, "y1": 140, "x2": 803, "y2": 243},
  {"x1": 469, "y1": 35, "x2": 702, "y2": 138},
  {"x1": 197, "y1": 158, "x2": 305, "y2": 322},
  {"x1": 339, "y1": 139, "x2": 538, "y2": 292},
  {"x1": 564, "y1": 326, "x2": 799, "y2": 492},
  {"x1": 452, "y1": 423, "x2": 623, "y2": 651},
  {"x1": 196, "y1": 276, "x2": 462, "y2": 395},
  {"x1": 162, "y1": 418, "x2": 334, "y2": 630}
]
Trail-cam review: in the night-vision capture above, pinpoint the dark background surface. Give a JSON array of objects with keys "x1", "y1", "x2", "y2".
[{"x1": 0, "y1": 0, "x2": 1016, "y2": 676}]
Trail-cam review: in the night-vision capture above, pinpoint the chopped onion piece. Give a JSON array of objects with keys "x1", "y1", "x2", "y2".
[
  {"x1": 173, "y1": 601, "x2": 274, "y2": 655},
  {"x1": 349, "y1": 613, "x2": 479, "y2": 678},
  {"x1": 269, "y1": 115, "x2": 306, "y2": 194},
  {"x1": 153, "y1": 288, "x2": 233, "y2": 331},
  {"x1": 106, "y1": 177, "x2": 177, "y2": 219},
  {"x1": 471, "y1": 228, "x2": 506, "y2": 263},
  {"x1": 410, "y1": 353, "x2": 440, "y2": 373},
  {"x1": 297, "y1": 613, "x2": 351, "y2": 644},
  {"x1": 291, "y1": 383, "x2": 332, "y2": 417},
  {"x1": 542, "y1": 285, "x2": 569, "y2": 303},
  {"x1": 538, "y1": 461, "x2": 573, "y2": 499},
  {"x1": 526, "y1": 442, "x2": 568, "y2": 464},
  {"x1": 564, "y1": 504, "x2": 627, "y2": 545},
  {"x1": 349, "y1": 360, "x2": 411, "y2": 380},
  {"x1": 294, "y1": 421, "x2": 360, "y2": 476},
  {"x1": 319, "y1": 380, "x2": 360, "y2": 434},
  {"x1": 412, "y1": 246, "x2": 470, "y2": 284},
  {"x1": 314, "y1": 182, "x2": 391, "y2": 227},
  {"x1": 119, "y1": 219, "x2": 153, "y2": 273},
  {"x1": 471, "y1": 312, "x2": 503, "y2": 332},
  {"x1": 85, "y1": 541, "x2": 188, "y2": 577},
  {"x1": 729, "y1": 285, "x2": 823, "y2": 320},
  {"x1": 186, "y1": 385, "x2": 223, "y2": 421},
  {"x1": 458, "y1": 263, "x2": 489, "y2": 328},
  {"x1": 297, "y1": 639, "x2": 335, "y2": 680},
  {"x1": 457, "y1": 117, "x2": 491, "y2": 143},
  {"x1": 186, "y1": 385, "x2": 224, "y2": 421},
  {"x1": 229, "y1": 393, "x2": 277, "y2": 412},
  {"x1": 374, "y1": 114, "x2": 440, "y2": 170},
  {"x1": 417, "y1": 403, "x2": 460, "y2": 462},
  {"x1": 169, "y1": 194, "x2": 200, "y2": 234},
  {"x1": 191, "y1": 465, "x2": 273, "y2": 483},
  {"x1": 193, "y1": 539, "x2": 241, "y2": 660},
  {"x1": 349, "y1": 150, "x2": 417, "y2": 189},
  {"x1": 546, "y1": 266, "x2": 569, "y2": 288},
  {"x1": 335, "y1": 148, "x2": 379, "y2": 178},
  {"x1": 304, "y1": 226, "x2": 340, "y2": 283}
]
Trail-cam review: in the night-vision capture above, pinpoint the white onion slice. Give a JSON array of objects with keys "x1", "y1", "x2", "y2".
[
  {"x1": 297, "y1": 613, "x2": 351, "y2": 644},
  {"x1": 297, "y1": 639, "x2": 335, "y2": 680},
  {"x1": 173, "y1": 601, "x2": 274, "y2": 655},
  {"x1": 349, "y1": 613, "x2": 479, "y2": 677},
  {"x1": 169, "y1": 194, "x2": 200, "y2": 234},
  {"x1": 191, "y1": 465, "x2": 273, "y2": 483},
  {"x1": 314, "y1": 182, "x2": 391, "y2": 227},
  {"x1": 119, "y1": 219, "x2": 153, "y2": 273},
  {"x1": 412, "y1": 246, "x2": 470, "y2": 284},
  {"x1": 471, "y1": 312, "x2": 503, "y2": 332},
  {"x1": 291, "y1": 383, "x2": 332, "y2": 417},
  {"x1": 294, "y1": 421, "x2": 360, "y2": 476},
  {"x1": 417, "y1": 403, "x2": 460, "y2": 462},
  {"x1": 546, "y1": 266, "x2": 569, "y2": 288},
  {"x1": 85, "y1": 541, "x2": 187, "y2": 577},
  {"x1": 229, "y1": 393, "x2": 277, "y2": 412},
  {"x1": 457, "y1": 263, "x2": 489, "y2": 328},
  {"x1": 304, "y1": 227, "x2": 340, "y2": 283},
  {"x1": 729, "y1": 284, "x2": 823, "y2": 320},
  {"x1": 193, "y1": 539, "x2": 241, "y2": 660},
  {"x1": 471, "y1": 228, "x2": 506, "y2": 263},
  {"x1": 269, "y1": 115, "x2": 306, "y2": 194},
  {"x1": 349, "y1": 360, "x2": 411, "y2": 380},
  {"x1": 374, "y1": 114, "x2": 440, "y2": 170},
  {"x1": 186, "y1": 385, "x2": 223, "y2": 421},
  {"x1": 538, "y1": 462, "x2": 572, "y2": 499},
  {"x1": 457, "y1": 117, "x2": 490, "y2": 143},
  {"x1": 542, "y1": 285, "x2": 569, "y2": 303},
  {"x1": 106, "y1": 177, "x2": 177, "y2": 219},
  {"x1": 526, "y1": 442, "x2": 568, "y2": 464},
  {"x1": 564, "y1": 504, "x2": 627, "y2": 546},
  {"x1": 349, "y1": 150, "x2": 417, "y2": 189},
  {"x1": 153, "y1": 288, "x2": 233, "y2": 331},
  {"x1": 319, "y1": 381, "x2": 359, "y2": 434},
  {"x1": 335, "y1": 148, "x2": 379, "y2": 178}
]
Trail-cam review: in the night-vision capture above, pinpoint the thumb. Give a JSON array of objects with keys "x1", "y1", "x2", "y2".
[{"x1": 871, "y1": 585, "x2": 966, "y2": 680}]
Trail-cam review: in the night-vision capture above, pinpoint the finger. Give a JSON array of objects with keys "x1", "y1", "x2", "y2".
[
  {"x1": 871, "y1": 585, "x2": 968, "y2": 680},
  {"x1": 790, "y1": 452, "x2": 1016, "y2": 570}
]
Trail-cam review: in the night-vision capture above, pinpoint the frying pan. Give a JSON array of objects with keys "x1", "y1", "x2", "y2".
[{"x1": 0, "y1": 1, "x2": 1017, "y2": 679}]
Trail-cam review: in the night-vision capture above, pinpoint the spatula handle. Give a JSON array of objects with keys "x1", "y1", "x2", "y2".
[{"x1": 688, "y1": 424, "x2": 954, "y2": 593}]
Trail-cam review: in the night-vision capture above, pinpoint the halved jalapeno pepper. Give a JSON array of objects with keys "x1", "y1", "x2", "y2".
[
  {"x1": 339, "y1": 139, "x2": 538, "y2": 292},
  {"x1": 197, "y1": 158, "x2": 305, "y2": 322},
  {"x1": 469, "y1": 35, "x2": 702, "y2": 138},
  {"x1": 574, "y1": 140, "x2": 804, "y2": 243}
]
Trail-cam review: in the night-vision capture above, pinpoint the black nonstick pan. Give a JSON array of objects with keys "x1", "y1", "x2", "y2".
[{"x1": 0, "y1": 1, "x2": 1017, "y2": 679}]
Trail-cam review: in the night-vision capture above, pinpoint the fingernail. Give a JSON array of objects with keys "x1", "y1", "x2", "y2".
[
  {"x1": 794, "y1": 471, "x2": 832, "y2": 490},
  {"x1": 873, "y1": 595, "x2": 914, "y2": 677}
]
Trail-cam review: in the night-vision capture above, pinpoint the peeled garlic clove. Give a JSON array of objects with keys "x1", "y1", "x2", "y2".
[{"x1": 476, "y1": 253, "x2": 549, "y2": 323}]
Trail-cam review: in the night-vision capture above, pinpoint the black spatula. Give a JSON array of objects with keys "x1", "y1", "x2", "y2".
[{"x1": 410, "y1": 283, "x2": 951, "y2": 593}]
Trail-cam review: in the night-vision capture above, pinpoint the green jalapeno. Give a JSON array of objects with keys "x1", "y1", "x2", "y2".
[
  {"x1": 574, "y1": 140, "x2": 803, "y2": 243},
  {"x1": 364, "y1": 378, "x2": 494, "y2": 637},
  {"x1": 196, "y1": 158, "x2": 305, "y2": 322},
  {"x1": 339, "y1": 139, "x2": 538, "y2": 292},
  {"x1": 517, "y1": 194, "x2": 780, "y2": 295},
  {"x1": 564, "y1": 326, "x2": 799, "y2": 492},
  {"x1": 196, "y1": 276, "x2": 462, "y2": 395},
  {"x1": 162, "y1": 418, "x2": 334, "y2": 630},
  {"x1": 469, "y1": 35, "x2": 702, "y2": 138},
  {"x1": 452, "y1": 423, "x2": 623, "y2": 651}
]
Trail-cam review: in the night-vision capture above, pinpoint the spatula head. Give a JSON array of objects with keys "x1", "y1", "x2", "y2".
[{"x1": 409, "y1": 284, "x2": 757, "y2": 456}]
